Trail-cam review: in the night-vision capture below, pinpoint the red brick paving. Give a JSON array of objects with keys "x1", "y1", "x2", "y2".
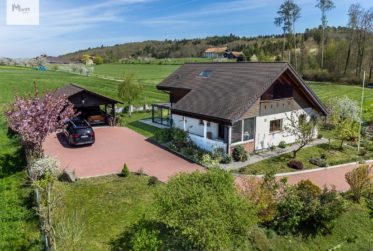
[
  {"x1": 43, "y1": 127, "x2": 203, "y2": 182},
  {"x1": 43, "y1": 127, "x2": 370, "y2": 190},
  {"x1": 278, "y1": 164, "x2": 368, "y2": 191},
  {"x1": 236, "y1": 163, "x2": 371, "y2": 192}
]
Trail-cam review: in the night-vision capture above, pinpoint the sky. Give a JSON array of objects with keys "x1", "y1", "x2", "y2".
[{"x1": 0, "y1": 0, "x2": 372, "y2": 58}]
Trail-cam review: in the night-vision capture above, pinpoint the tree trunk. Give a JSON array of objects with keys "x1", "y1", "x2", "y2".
[
  {"x1": 321, "y1": 27, "x2": 325, "y2": 69},
  {"x1": 282, "y1": 30, "x2": 286, "y2": 61},
  {"x1": 128, "y1": 101, "x2": 132, "y2": 117},
  {"x1": 344, "y1": 32, "x2": 354, "y2": 75}
]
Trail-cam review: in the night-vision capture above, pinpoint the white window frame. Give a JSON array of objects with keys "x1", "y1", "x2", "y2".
[{"x1": 231, "y1": 118, "x2": 255, "y2": 146}]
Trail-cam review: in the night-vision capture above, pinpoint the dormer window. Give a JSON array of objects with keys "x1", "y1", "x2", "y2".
[{"x1": 198, "y1": 70, "x2": 212, "y2": 78}]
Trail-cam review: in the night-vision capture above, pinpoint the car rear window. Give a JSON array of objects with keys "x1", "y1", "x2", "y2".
[{"x1": 76, "y1": 128, "x2": 93, "y2": 134}]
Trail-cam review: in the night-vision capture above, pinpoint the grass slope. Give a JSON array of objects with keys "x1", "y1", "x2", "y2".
[
  {"x1": 53, "y1": 175, "x2": 373, "y2": 250},
  {"x1": 54, "y1": 175, "x2": 159, "y2": 250}
]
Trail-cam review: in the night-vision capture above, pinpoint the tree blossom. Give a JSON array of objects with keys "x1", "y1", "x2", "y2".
[{"x1": 5, "y1": 89, "x2": 75, "y2": 156}]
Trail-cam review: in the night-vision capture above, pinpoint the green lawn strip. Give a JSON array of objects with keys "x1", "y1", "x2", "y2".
[
  {"x1": 269, "y1": 202, "x2": 373, "y2": 250},
  {"x1": 120, "y1": 112, "x2": 161, "y2": 138},
  {"x1": 238, "y1": 140, "x2": 372, "y2": 175},
  {"x1": 54, "y1": 175, "x2": 159, "y2": 250},
  {"x1": 0, "y1": 117, "x2": 41, "y2": 250}
]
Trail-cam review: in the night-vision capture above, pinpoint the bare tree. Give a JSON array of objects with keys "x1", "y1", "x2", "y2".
[
  {"x1": 275, "y1": 0, "x2": 301, "y2": 67},
  {"x1": 316, "y1": 0, "x2": 335, "y2": 69},
  {"x1": 285, "y1": 112, "x2": 318, "y2": 158},
  {"x1": 344, "y1": 4, "x2": 362, "y2": 75}
]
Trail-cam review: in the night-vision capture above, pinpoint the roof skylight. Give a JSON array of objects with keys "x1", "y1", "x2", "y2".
[{"x1": 198, "y1": 70, "x2": 212, "y2": 78}]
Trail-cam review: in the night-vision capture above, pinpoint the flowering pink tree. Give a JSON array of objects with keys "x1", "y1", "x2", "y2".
[{"x1": 5, "y1": 89, "x2": 75, "y2": 158}]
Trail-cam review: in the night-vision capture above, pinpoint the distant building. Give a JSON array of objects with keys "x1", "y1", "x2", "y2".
[
  {"x1": 46, "y1": 56, "x2": 69, "y2": 64},
  {"x1": 203, "y1": 47, "x2": 228, "y2": 58},
  {"x1": 203, "y1": 47, "x2": 243, "y2": 59}
]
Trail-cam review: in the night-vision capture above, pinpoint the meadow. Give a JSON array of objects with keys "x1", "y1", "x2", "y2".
[{"x1": 0, "y1": 64, "x2": 372, "y2": 250}]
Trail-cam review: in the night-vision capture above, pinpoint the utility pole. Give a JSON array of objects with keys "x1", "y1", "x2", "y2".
[{"x1": 357, "y1": 71, "x2": 365, "y2": 152}]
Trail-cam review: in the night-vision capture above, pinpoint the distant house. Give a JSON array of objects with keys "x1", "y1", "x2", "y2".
[
  {"x1": 203, "y1": 47, "x2": 244, "y2": 59},
  {"x1": 46, "y1": 56, "x2": 69, "y2": 64},
  {"x1": 203, "y1": 47, "x2": 228, "y2": 58},
  {"x1": 152, "y1": 62, "x2": 327, "y2": 154}
]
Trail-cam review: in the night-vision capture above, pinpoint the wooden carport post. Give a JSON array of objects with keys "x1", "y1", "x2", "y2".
[{"x1": 111, "y1": 103, "x2": 116, "y2": 126}]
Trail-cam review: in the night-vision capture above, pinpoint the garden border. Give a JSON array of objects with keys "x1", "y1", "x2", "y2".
[{"x1": 234, "y1": 159, "x2": 373, "y2": 178}]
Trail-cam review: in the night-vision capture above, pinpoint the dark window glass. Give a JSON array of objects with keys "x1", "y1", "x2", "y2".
[
  {"x1": 231, "y1": 121, "x2": 242, "y2": 143},
  {"x1": 270, "y1": 119, "x2": 282, "y2": 133},
  {"x1": 243, "y1": 118, "x2": 255, "y2": 141}
]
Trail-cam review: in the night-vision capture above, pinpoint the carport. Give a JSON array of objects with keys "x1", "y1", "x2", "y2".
[{"x1": 54, "y1": 84, "x2": 122, "y2": 126}]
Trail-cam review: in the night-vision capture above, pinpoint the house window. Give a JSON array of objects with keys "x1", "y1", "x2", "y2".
[
  {"x1": 243, "y1": 118, "x2": 255, "y2": 141},
  {"x1": 232, "y1": 118, "x2": 255, "y2": 143},
  {"x1": 232, "y1": 121, "x2": 242, "y2": 143},
  {"x1": 270, "y1": 119, "x2": 282, "y2": 133}
]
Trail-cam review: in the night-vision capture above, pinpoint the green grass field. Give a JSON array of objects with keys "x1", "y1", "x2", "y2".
[{"x1": 94, "y1": 63, "x2": 180, "y2": 81}]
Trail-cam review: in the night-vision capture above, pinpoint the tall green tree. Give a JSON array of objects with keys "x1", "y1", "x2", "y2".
[
  {"x1": 275, "y1": 0, "x2": 301, "y2": 67},
  {"x1": 117, "y1": 73, "x2": 143, "y2": 117},
  {"x1": 316, "y1": 0, "x2": 335, "y2": 69}
]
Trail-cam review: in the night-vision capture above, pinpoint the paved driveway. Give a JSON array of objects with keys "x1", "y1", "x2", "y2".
[{"x1": 43, "y1": 127, "x2": 203, "y2": 182}]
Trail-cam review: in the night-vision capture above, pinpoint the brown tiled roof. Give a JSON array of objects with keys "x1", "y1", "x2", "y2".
[
  {"x1": 204, "y1": 47, "x2": 228, "y2": 53},
  {"x1": 231, "y1": 51, "x2": 243, "y2": 57},
  {"x1": 157, "y1": 62, "x2": 327, "y2": 124}
]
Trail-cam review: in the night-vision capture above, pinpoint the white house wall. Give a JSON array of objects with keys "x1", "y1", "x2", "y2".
[
  {"x1": 254, "y1": 108, "x2": 316, "y2": 150},
  {"x1": 172, "y1": 114, "x2": 219, "y2": 139}
]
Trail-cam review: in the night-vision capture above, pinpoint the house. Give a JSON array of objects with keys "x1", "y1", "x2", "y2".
[
  {"x1": 203, "y1": 47, "x2": 228, "y2": 58},
  {"x1": 152, "y1": 62, "x2": 327, "y2": 154},
  {"x1": 54, "y1": 84, "x2": 122, "y2": 126},
  {"x1": 203, "y1": 47, "x2": 244, "y2": 60}
]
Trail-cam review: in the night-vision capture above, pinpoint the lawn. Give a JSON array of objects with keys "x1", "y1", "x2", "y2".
[
  {"x1": 53, "y1": 175, "x2": 160, "y2": 250},
  {"x1": 119, "y1": 112, "x2": 161, "y2": 138},
  {"x1": 238, "y1": 140, "x2": 373, "y2": 175},
  {"x1": 94, "y1": 63, "x2": 180, "y2": 81},
  {"x1": 52, "y1": 173, "x2": 373, "y2": 250},
  {"x1": 269, "y1": 201, "x2": 373, "y2": 250},
  {"x1": 308, "y1": 81, "x2": 373, "y2": 121},
  {"x1": 0, "y1": 65, "x2": 168, "y2": 106},
  {"x1": 0, "y1": 118, "x2": 41, "y2": 250}
]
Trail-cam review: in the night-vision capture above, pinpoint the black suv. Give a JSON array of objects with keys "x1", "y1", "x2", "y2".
[{"x1": 64, "y1": 118, "x2": 95, "y2": 146}]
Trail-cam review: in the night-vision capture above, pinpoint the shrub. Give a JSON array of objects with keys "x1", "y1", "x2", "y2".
[
  {"x1": 148, "y1": 176, "x2": 160, "y2": 186},
  {"x1": 220, "y1": 154, "x2": 233, "y2": 164},
  {"x1": 200, "y1": 153, "x2": 219, "y2": 168},
  {"x1": 273, "y1": 187, "x2": 304, "y2": 234},
  {"x1": 345, "y1": 165, "x2": 372, "y2": 202},
  {"x1": 155, "y1": 169, "x2": 258, "y2": 250},
  {"x1": 278, "y1": 141, "x2": 287, "y2": 149},
  {"x1": 287, "y1": 160, "x2": 304, "y2": 170},
  {"x1": 121, "y1": 164, "x2": 130, "y2": 177},
  {"x1": 309, "y1": 157, "x2": 328, "y2": 167},
  {"x1": 240, "y1": 177, "x2": 278, "y2": 223},
  {"x1": 317, "y1": 134, "x2": 323, "y2": 139},
  {"x1": 248, "y1": 227, "x2": 272, "y2": 251},
  {"x1": 269, "y1": 145, "x2": 276, "y2": 151},
  {"x1": 358, "y1": 148, "x2": 367, "y2": 156},
  {"x1": 310, "y1": 188, "x2": 346, "y2": 234},
  {"x1": 232, "y1": 145, "x2": 248, "y2": 162}
]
